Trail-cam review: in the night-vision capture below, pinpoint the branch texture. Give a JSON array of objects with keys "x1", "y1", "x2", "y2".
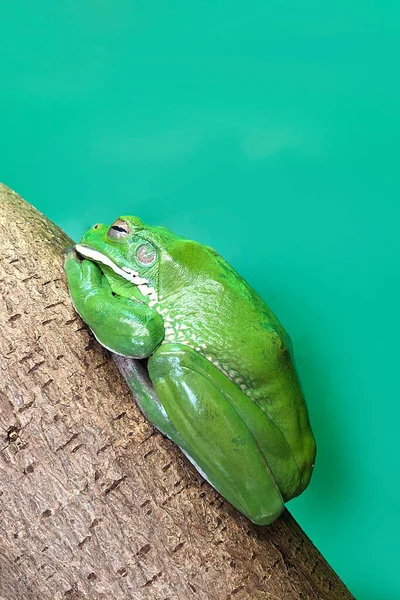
[{"x1": 0, "y1": 183, "x2": 354, "y2": 600}]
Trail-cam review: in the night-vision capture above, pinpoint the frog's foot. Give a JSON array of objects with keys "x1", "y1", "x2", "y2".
[
  {"x1": 113, "y1": 355, "x2": 187, "y2": 447},
  {"x1": 63, "y1": 246, "x2": 78, "y2": 262},
  {"x1": 147, "y1": 343, "x2": 287, "y2": 525},
  {"x1": 64, "y1": 254, "x2": 164, "y2": 358}
]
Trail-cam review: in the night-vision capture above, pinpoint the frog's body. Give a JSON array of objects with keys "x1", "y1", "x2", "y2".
[{"x1": 65, "y1": 216, "x2": 316, "y2": 525}]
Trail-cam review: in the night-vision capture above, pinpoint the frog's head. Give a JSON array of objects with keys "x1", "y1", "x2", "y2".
[
  {"x1": 76, "y1": 214, "x2": 205, "y2": 305},
  {"x1": 76, "y1": 214, "x2": 224, "y2": 306},
  {"x1": 76, "y1": 215, "x2": 168, "y2": 305}
]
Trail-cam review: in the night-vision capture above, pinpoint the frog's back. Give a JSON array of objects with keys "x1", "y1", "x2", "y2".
[{"x1": 161, "y1": 240, "x2": 316, "y2": 495}]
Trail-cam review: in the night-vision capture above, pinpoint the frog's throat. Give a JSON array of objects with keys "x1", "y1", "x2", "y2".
[{"x1": 75, "y1": 244, "x2": 158, "y2": 306}]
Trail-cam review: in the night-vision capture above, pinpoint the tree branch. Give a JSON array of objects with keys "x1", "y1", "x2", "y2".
[{"x1": 0, "y1": 183, "x2": 354, "y2": 600}]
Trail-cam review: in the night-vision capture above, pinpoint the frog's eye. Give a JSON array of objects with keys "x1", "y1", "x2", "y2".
[
  {"x1": 136, "y1": 243, "x2": 157, "y2": 266},
  {"x1": 108, "y1": 219, "x2": 130, "y2": 239}
]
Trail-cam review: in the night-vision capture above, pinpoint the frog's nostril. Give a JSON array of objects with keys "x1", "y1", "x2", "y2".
[{"x1": 93, "y1": 224, "x2": 100, "y2": 230}]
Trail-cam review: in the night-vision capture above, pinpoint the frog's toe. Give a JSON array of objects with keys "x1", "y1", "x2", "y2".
[{"x1": 63, "y1": 245, "x2": 80, "y2": 264}]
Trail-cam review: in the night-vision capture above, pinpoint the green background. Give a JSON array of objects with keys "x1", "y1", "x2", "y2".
[{"x1": 1, "y1": 2, "x2": 399, "y2": 598}]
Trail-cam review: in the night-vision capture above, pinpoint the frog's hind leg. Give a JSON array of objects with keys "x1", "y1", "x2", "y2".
[
  {"x1": 147, "y1": 343, "x2": 285, "y2": 525},
  {"x1": 112, "y1": 355, "x2": 187, "y2": 447}
]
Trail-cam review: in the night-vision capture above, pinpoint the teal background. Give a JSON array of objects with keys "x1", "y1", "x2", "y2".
[{"x1": 1, "y1": 2, "x2": 399, "y2": 598}]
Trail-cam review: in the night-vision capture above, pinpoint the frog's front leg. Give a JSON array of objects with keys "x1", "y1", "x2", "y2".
[
  {"x1": 147, "y1": 343, "x2": 285, "y2": 525},
  {"x1": 64, "y1": 250, "x2": 164, "y2": 358}
]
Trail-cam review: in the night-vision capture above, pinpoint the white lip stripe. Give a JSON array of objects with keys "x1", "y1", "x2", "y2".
[
  {"x1": 75, "y1": 245, "x2": 137, "y2": 282},
  {"x1": 75, "y1": 244, "x2": 127, "y2": 281},
  {"x1": 138, "y1": 284, "x2": 150, "y2": 296},
  {"x1": 132, "y1": 276, "x2": 148, "y2": 285},
  {"x1": 75, "y1": 244, "x2": 158, "y2": 303},
  {"x1": 122, "y1": 266, "x2": 139, "y2": 276}
]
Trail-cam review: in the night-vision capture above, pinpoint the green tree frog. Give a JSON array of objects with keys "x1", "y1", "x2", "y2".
[{"x1": 64, "y1": 216, "x2": 316, "y2": 525}]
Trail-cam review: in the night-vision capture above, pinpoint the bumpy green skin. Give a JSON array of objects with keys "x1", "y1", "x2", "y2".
[{"x1": 64, "y1": 216, "x2": 316, "y2": 525}]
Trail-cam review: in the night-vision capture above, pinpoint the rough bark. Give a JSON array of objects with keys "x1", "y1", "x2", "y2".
[{"x1": 0, "y1": 183, "x2": 354, "y2": 600}]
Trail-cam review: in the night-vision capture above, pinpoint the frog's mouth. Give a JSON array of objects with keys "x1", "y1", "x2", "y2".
[{"x1": 75, "y1": 244, "x2": 158, "y2": 306}]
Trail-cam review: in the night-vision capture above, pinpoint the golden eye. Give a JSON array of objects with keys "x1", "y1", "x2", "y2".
[
  {"x1": 136, "y1": 243, "x2": 157, "y2": 265},
  {"x1": 107, "y1": 219, "x2": 130, "y2": 239}
]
